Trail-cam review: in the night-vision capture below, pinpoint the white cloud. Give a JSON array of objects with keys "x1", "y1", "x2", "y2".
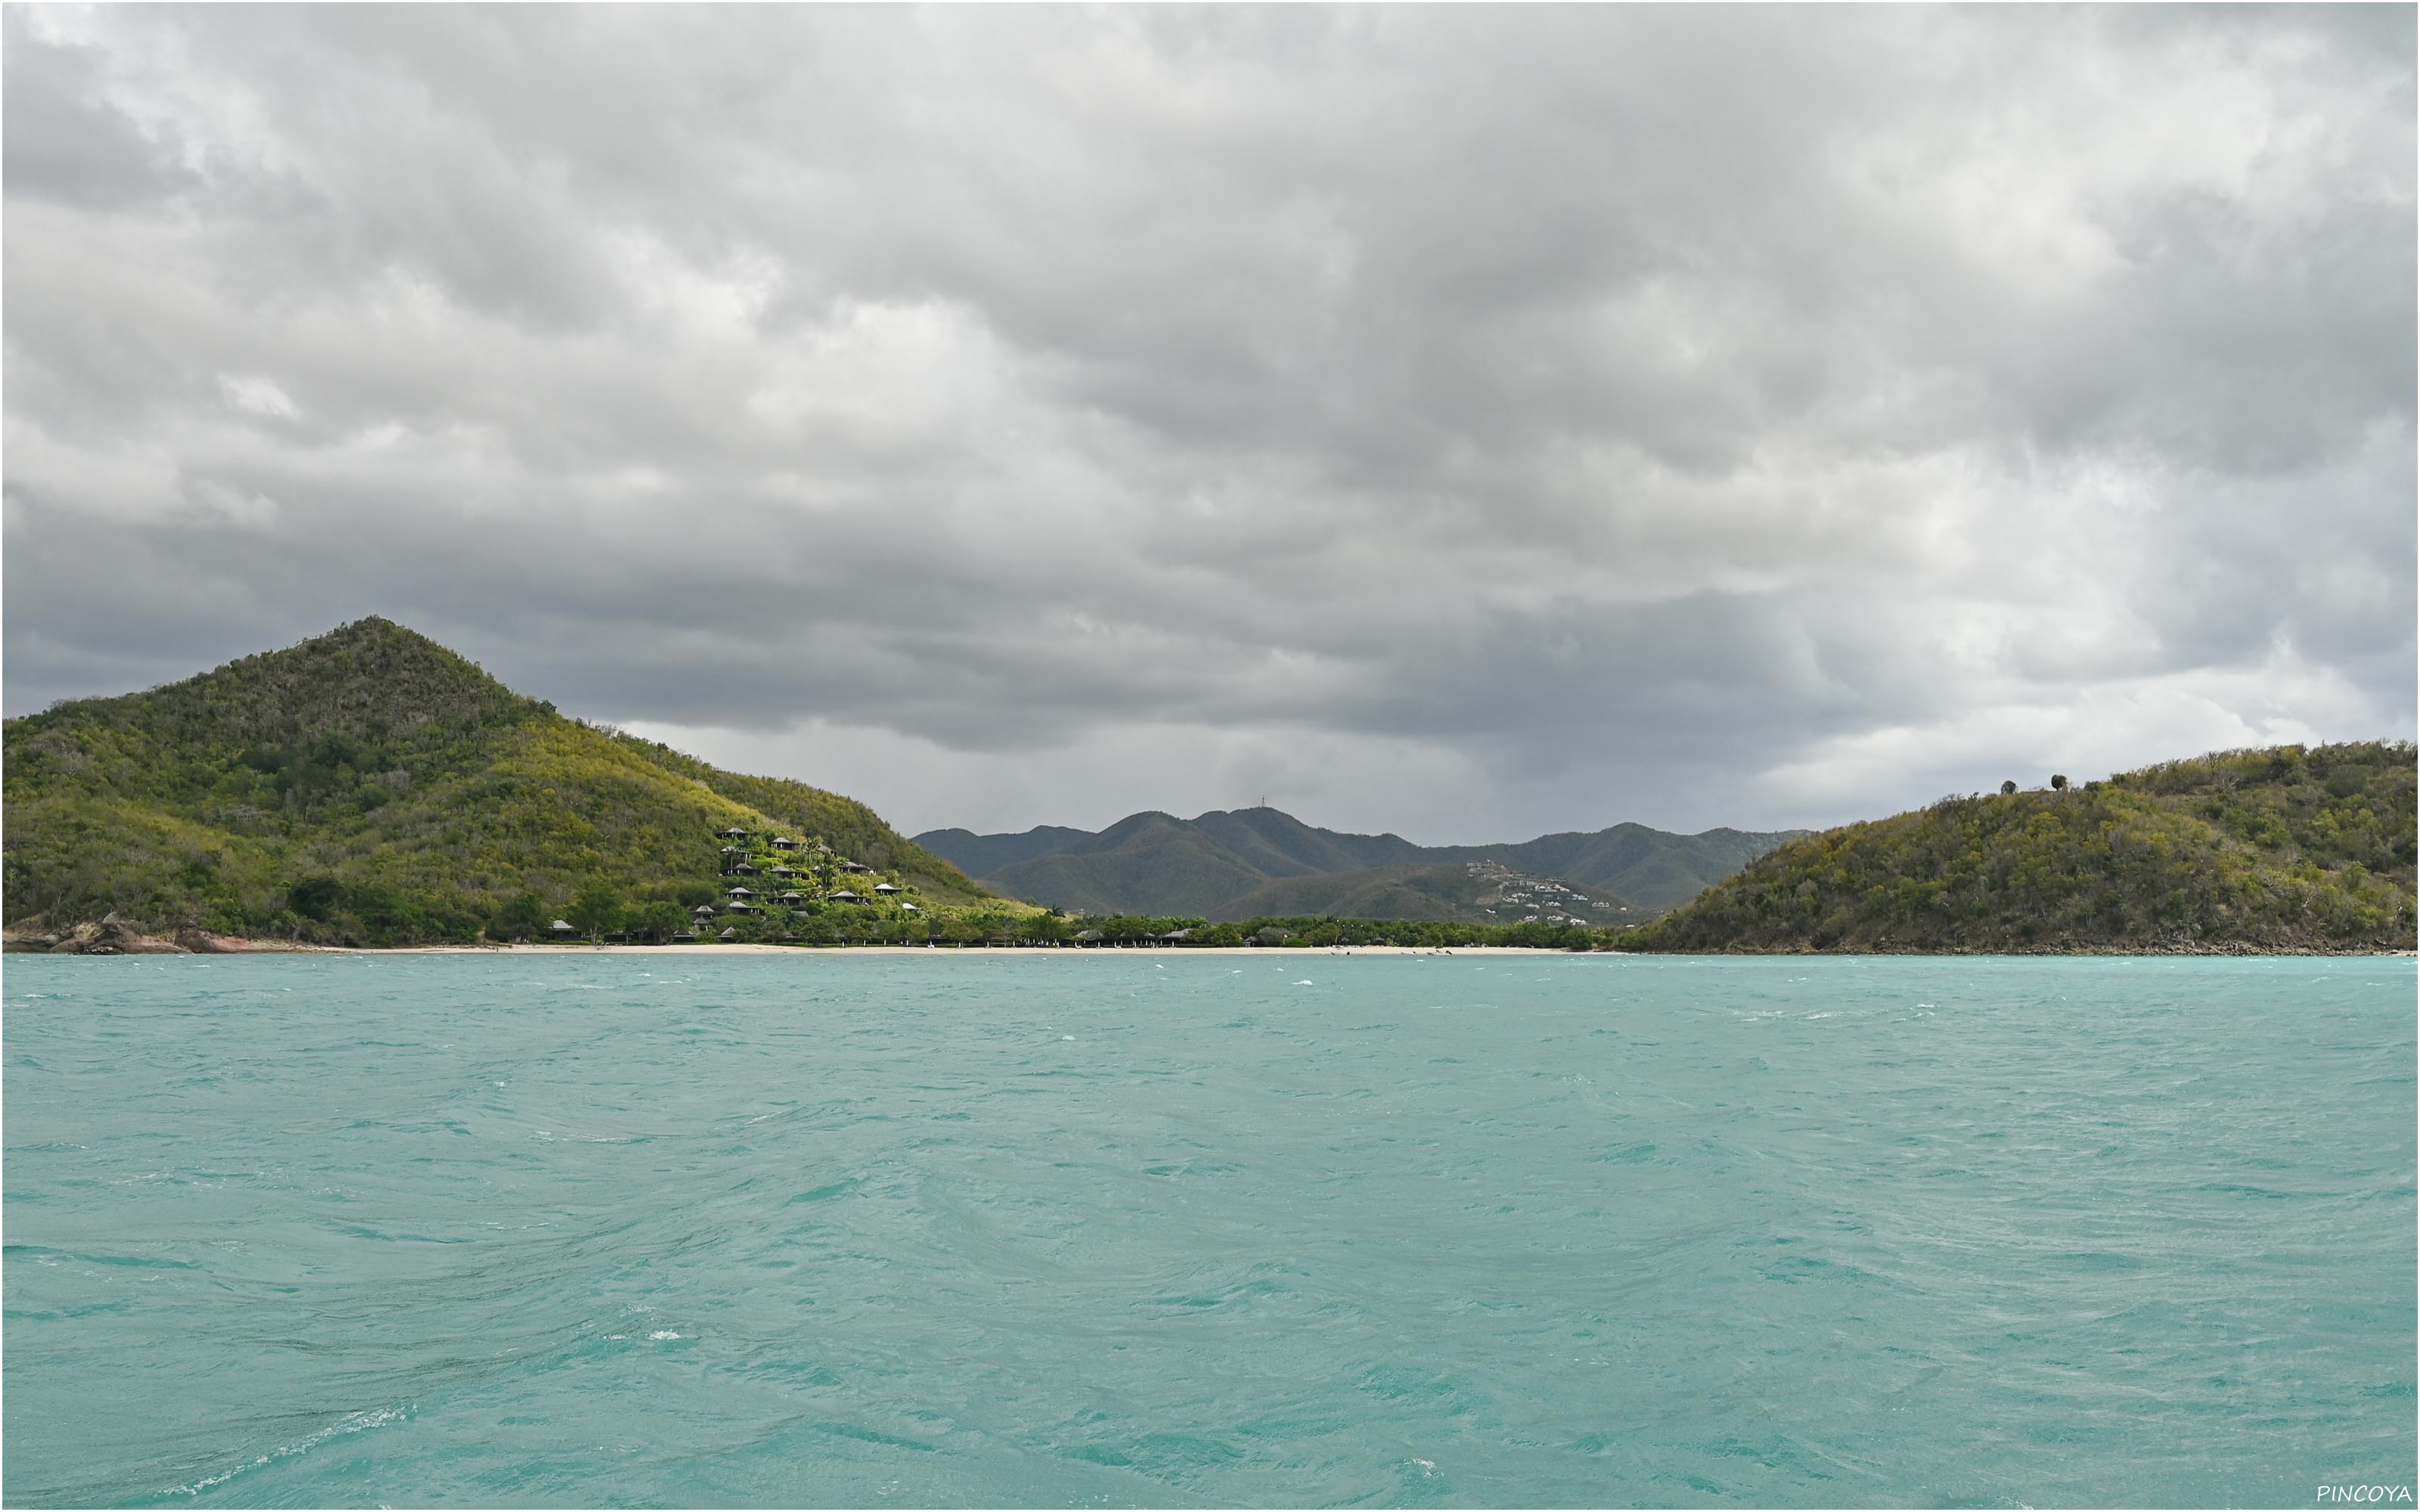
[
  {"x1": 5, "y1": 6, "x2": 2409, "y2": 840},
  {"x1": 216, "y1": 373, "x2": 296, "y2": 419},
  {"x1": 186, "y1": 478, "x2": 281, "y2": 528}
]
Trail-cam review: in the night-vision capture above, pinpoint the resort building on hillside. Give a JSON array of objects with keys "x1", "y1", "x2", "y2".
[
  {"x1": 693, "y1": 827, "x2": 924, "y2": 937},
  {"x1": 549, "y1": 919, "x2": 577, "y2": 937}
]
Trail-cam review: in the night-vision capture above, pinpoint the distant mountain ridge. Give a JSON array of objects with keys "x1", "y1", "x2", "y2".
[
  {"x1": 915, "y1": 807, "x2": 1807, "y2": 921},
  {"x1": 910, "y1": 825, "x2": 1096, "y2": 879}
]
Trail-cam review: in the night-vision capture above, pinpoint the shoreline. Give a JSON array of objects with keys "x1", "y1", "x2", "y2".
[
  {"x1": 389, "y1": 942, "x2": 1571, "y2": 956},
  {"x1": 329, "y1": 943, "x2": 2420, "y2": 958},
  {"x1": 11, "y1": 936, "x2": 2411, "y2": 959}
]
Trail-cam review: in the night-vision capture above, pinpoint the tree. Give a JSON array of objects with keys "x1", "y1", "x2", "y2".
[
  {"x1": 287, "y1": 875, "x2": 343, "y2": 921},
  {"x1": 2000, "y1": 780, "x2": 2018, "y2": 795},
  {"x1": 631, "y1": 900, "x2": 685, "y2": 943},
  {"x1": 567, "y1": 880, "x2": 621, "y2": 941},
  {"x1": 491, "y1": 891, "x2": 548, "y2": 942},
  {"x1": 2051, "y1": 773, "x2": 2069, "y2": 792}
]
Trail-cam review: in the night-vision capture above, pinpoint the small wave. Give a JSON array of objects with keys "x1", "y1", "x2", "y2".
[{"x1": 165, "y1": 1405, "x2": 408, "y2": 1497}]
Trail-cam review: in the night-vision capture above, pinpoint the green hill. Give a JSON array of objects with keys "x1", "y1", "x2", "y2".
[
  {"x1": 918, "y1": 807, "x2": 1802, "y2": 919},
  {"x1": 2, "y1": 618, "x2": 1021, "y2": 945},
  {"x1": 1622, "y1": 743, "x2": 2417, "y2": 953},
  {"x1": 909, "y1": 824, "x2": 1095, "y2": 878},
  {"x1": 981, "y1": 813, "x2": 1280, "y2": 916},
  {"x1": 1216, "y1": 861, "x2": 1633, "y2": 927},
  {"x1": 1462, "y1": 825, "x2": 1804, "y2": 912},
  {"x1": 954, "y1": 812, "x2": 1628, "y2": 922}
]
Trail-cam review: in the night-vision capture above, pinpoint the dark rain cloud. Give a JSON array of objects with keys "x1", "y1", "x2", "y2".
[{"x1": 5, "y1": 6, "x2": 2412, "y2": 839}]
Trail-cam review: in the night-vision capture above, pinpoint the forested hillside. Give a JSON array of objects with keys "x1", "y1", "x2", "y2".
[
  {"x1": 918, "y1": 807, "x2": 1804, "y2": 919},
  {"x1": 3, "y1": 618, "x2": 1014, "y2": 945},
  {"x1": 1624, "y1": 743, "x2": 2416, "y2": 953},
  {"x1": 911, "y1": 825, "x2": 1097, "y2": 878},
  {"x1": 1214, "y1": 861, "x2": 1630, "y2": 927}
]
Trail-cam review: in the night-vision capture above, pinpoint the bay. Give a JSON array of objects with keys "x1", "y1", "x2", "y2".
[{"x1": 5, "y1": 953, "x2": 2412, "y2": 1507}]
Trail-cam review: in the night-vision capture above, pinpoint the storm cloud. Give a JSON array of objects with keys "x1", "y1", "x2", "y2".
[{"x1": 5, "y1": 5, "x2": 2412, "y2": 841}]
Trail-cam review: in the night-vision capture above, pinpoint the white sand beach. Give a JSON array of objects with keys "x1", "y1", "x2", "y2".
[{"x1": 397, "y1": 942, "x2": 1581, "y2": 956}]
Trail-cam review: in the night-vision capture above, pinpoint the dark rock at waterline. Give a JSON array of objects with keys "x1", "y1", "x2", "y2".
[{"x1": 26, "y1": 914, "x2": 190, "y2": 954}]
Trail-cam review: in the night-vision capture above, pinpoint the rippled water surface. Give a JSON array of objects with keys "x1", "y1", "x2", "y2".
[{"x1": 5, "y1": 953, "x2": 2413, "y2": 1507}]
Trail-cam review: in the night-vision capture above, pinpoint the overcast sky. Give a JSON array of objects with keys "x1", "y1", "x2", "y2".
[{"x1": 5, "y1": 6, "x2": 2412, "y2": 843}]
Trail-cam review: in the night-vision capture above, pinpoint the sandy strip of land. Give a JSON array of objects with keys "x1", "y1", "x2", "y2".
[
  {"x1": 4, "y1": 930, "x2": 1592, "y2": 957},
  {"x1": 290, "y1": 942, "x2": 2420, "y2": 959},
  {"x1": 394, "y1": 942, "x2": 1581, "y2": 956}
]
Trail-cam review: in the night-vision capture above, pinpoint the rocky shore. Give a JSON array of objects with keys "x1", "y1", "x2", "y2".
[{"x1": 2, "y1": 916, "x2": 326, "y2": 955}]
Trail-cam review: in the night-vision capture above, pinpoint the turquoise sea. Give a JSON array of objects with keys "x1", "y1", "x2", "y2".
[{"x1": 5, "y1": 953, "x2": 2413, "y2": 1507}]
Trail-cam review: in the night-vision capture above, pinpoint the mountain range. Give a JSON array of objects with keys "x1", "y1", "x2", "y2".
[
  {"x1": 13, "y1": 618, "x2": 2404, "y2": 955},
  {"x1": 914, "y1": 809, "x2": 1809, "y2": 922}
]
